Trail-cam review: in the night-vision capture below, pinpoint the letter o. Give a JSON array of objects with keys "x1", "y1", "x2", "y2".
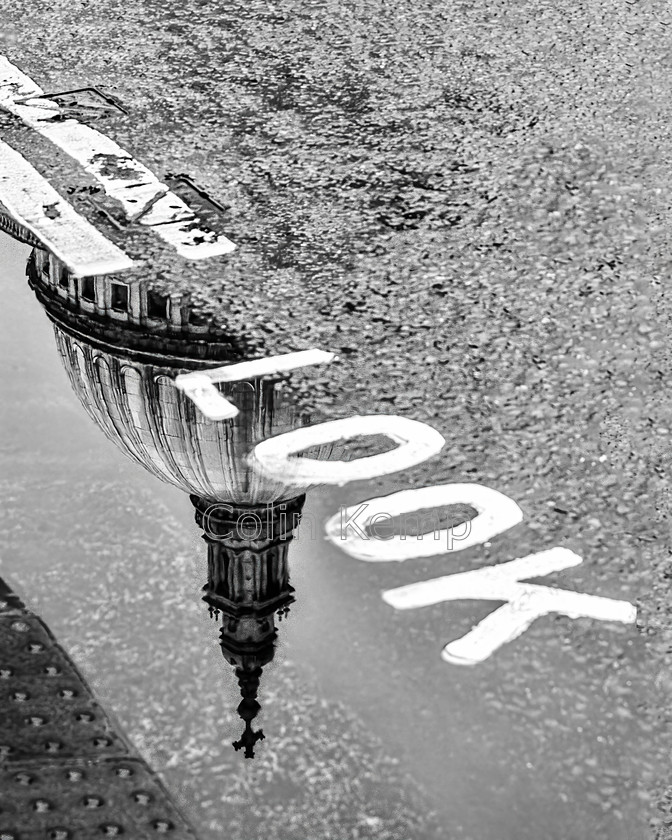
[
  {"x1": 237, "y1": 513, "x2": 262, "y2": 541},
  {"x1": 325, "y1": 483, "x2": 523, "y2": 561},
  {"x1": 249, "y1": 415, "x2": 445, "y2": 487}
]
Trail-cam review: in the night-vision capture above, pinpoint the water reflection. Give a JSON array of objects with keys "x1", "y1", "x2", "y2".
[
  {"x1": 22, "y1": 235, "x2": 330, "y2": 758},
  {"x1": 195, "y1": 495, "x2": 303, "y2": 757}
]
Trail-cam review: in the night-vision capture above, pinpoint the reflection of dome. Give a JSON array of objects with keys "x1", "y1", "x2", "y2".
[
  {"x1": 21, "y1": 241, "x2": 322, "y2": 758},
  {"x1": 54, "y1": 325, "x2": 325, "y2": 503},
  {"x1": 22, "y1": 243, "x2": 333, "y2": 503},
  {"x1": 16, "y1": 239, "x2": 327, "y2": 758}
]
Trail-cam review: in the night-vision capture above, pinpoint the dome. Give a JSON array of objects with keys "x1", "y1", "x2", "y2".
[{"x1": 52, "y1": 324, "x2": 329, "y2": 504}]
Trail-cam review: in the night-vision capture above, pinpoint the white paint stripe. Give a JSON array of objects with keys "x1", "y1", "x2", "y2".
[
  {"x1": 0, "y1": 56, "x2": 236, "y2": 259},
  {"x1": 178, "y1": 349, "x2": 336, "y2": 386},
  {"x1": 250, "y1": 415, "x2": 446, "y2": 486},
  {"x1": 174, "y1": 374, "x2": 239, "y2": 421},
  {"x1": 383, "y1": 548, "x2": 637, "y2": 665},
  {"x1": 174, "y1": 349, "x2": 336, "y2": 421},
  {"x1": 325, "y1": 483, "x2": 524, "y2": 561},
  {"x1": 0, "y1": 139, "x2": 135, "y2": 276}
]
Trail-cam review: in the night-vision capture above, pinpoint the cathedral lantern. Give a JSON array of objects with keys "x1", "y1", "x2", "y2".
[{"x1": 194, "y1": 496, "x2": 304, "y2": 757}]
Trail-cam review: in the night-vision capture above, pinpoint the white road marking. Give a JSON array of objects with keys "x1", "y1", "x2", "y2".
[
  {"x1": 173, "y1": 373, "x2": 239, "y2": 422},
  {"x1": 250, "y1": 415, "x2": 445, "y2": 486},
  {"x1": 325, "y1": 483, "x2": 523, "y2": 561},
  {"x1": 0, "y1": 56, "x2": 236, "y2": 259},
  {"x1": 177, "y1": 349, "x2": 336, "y2": 388},
  {"x1": 175, "y1": 349, "x2": 336, "y2": 421},
  {"x1": 0, "y1": 139, "x2": 135, "y2": 276},
  {"x1": 382, "y1": 548, "x2": 637, "y2": 665}
]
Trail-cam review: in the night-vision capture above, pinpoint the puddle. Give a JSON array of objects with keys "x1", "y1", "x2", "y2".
[{"x1": 0, "y1": 222, "x2": 668, "y2": 840}]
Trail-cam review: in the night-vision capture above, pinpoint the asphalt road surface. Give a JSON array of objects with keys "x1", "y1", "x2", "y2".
[{"x1": 2, "y1": 0, "x2": 672, "y2": 838}]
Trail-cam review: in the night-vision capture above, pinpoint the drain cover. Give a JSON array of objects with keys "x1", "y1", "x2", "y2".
[
  {"x1": 164, "y1": 175, "x2": 230, "y2": 231},
  {"x1": 17, "y1": 87, "x2": 128, "y2": 120}
]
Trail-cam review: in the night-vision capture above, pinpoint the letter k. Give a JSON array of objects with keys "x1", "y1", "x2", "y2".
[
  {"x1": 340, "y1": 504, "x2": 369, "y2": 541},
  {"x1": 383, "y1": 548, "x2": 637, "y2": 665}
]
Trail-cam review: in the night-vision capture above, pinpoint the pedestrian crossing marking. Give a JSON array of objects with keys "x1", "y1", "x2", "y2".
[
  {"x1": 0, "y1": 139, "x2": 134, "y2": 276},
  {"x1": 0, "y1": 55, "x2": 236, "y2": 260}
]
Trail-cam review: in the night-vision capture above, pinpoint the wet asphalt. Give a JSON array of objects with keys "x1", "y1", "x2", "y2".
[{"x1": 2, "y1": 0, "x2": 672, "y2": 837}]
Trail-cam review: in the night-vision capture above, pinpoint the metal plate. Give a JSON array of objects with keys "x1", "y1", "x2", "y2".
[
  {"x1": 0, "y1": 578, "x2": 199, "y2": 838},
  {"x1": 16, "y1": 87, "x2": 128, "y2": 120},
  {"x1": 0, "y1": 757, "x2": 198, "y2": 838},
  {"x1": 0, "y1": 615, "x2": 126, "y2": 762},
  {"x1": 164, "y1": 175, "x2": 229, "y2": 232}
]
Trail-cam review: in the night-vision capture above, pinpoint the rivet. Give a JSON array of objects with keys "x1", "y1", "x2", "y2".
[
  {"x1": 83, "y1": 796, "x2": 104, "y2": 809},
  {"x1": 44, "y1": 741, "x2": 63, "y2": 753},
  {"x1": 99, "y1": 824, "x2": 123, "y2": 836}
]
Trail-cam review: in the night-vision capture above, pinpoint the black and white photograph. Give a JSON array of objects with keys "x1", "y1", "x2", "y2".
[{"x1": 0, "y1": 1, "x2": 670, "y2": 838}]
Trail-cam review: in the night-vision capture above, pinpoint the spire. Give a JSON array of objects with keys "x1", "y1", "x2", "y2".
[{"x1": 232, "y1": 665, "x2": 265, "y2": 758}]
